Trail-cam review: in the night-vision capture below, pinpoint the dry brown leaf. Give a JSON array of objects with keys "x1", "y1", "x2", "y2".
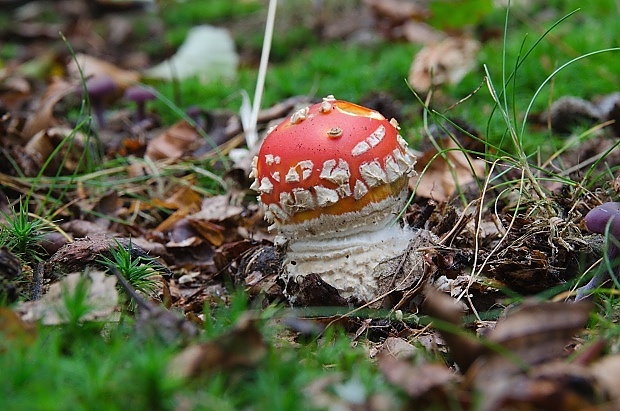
[
  {"x1": 194, "y1": 195, "x2": 245, "y2": 222},
  {"x1": 24, "y1": 126, "x2": 89, "y2": 174},
  {"x1": 376, "y1": 336, "x2": 418, "y2": 359},
  {"x1": 68, "y1": 53, "x2": 140, "y2": 89},
  {"x1": 145, "y1": 120, "x2": 200, "y2": 161},
  {"x1": 152, "y1": 185, "x2": 203, "y2": 212},
  {"x1": 466, "y1": 301, "x2": 593, "y2": 410},
  {"x1": 185, "y1": 195, "x2": 245, "y2": 246},
  {"x1": 17, "y1": 271, "x2": 119, "y2": 325},
  {"x1": 159, "y1": 215, "x2": 198, "y2": 242},
  {"x1": 159, "y1": 195, "x2": 242, "y2": 246},
  {"x1": 0, "y1": 75, "x2": 32, "y2": 111},
  {"x1": 401, "y1": 20, "x2": 444, "y2": 44},
  {"x1": 0, "y1": 308, "x2": 37, "y2": 347},
  {"x1": 304, "y1": 372, "x2": 396, "y2": 411},
  {"x1": 364, "y1": 0, "x2": 429, "y2": 22},
  {"x1": 413, "y1": 139, "x2": 486, "y2": 201},
  {"x1": 474, "y1": 361, "x2": 603, "y2": 411},
  {"x1": 168, "y1": 314, "x2": 266, "y2": 379},
  {"x1": 421, "y1": 286, "x2": 483, "y2": 372},
  {"x1": 486, "y1": 301, "x2": 592, "y2": 364},
  {"x1": 60, "y1": 219, "x2": 112, "y2": 238},
  {"x1": 377, "y1": 355, "x2": 460, "y2": 400},
  {"x1": 149, "y1": 184, "x2": 203, "y2": 233},
  {"x1": 408, "y1": 37, "x2": 480, "y2": 92},
  {"x1": 187, "y1": 219, "x2": 225, "y2": 246},
  {"x1": 21, "y1": 78, "x2": 75, "y2": 139},
  {"x1": 590, "y1": 355, "x2": 620, "y2": 403}
]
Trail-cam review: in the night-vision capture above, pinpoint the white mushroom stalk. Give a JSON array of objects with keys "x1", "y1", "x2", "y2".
[{"x1": 251, "y1": 96, "x2": 417, "y2": 302}]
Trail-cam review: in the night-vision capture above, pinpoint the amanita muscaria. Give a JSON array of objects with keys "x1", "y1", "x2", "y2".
[{"x1": 250, "y1": 95, "x2": 417, "y2": 302}]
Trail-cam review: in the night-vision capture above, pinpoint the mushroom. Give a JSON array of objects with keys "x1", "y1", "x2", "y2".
[
  {"x1": 575, "y1": 202, "x2": 620, "y2": 300},
  {"x1": 250, "y1": 95, "x2": 417, "y2": 302},
  {"x1": 124, "y1": 85, "x2": 156, "y2": 123},
  {"x1": 84, "y1": 75, "x2": 117, "y2": 128}
]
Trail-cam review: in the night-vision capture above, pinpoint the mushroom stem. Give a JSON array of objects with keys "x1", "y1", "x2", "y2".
[
  {"x1": 91, "y1": 100, "x2": 106, "y2": 129},
  {"x1": 124, "y1": 86, "x2": 156, "y2": 123},
  {"x1": 575, "y1": 202, "x2": 620, "y2": 300},
  {"x1": 575, "y1": 264, "x2": 615, "y2": 301},
  {"x1": 281, "y1": 189, "x2": 415, "y2": 301},
  {"x1": 84, "y1": 75, "x2": 117, "y2": 129}
]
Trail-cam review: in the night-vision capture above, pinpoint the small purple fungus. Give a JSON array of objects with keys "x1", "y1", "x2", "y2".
[
  {"x1": 84, "y1": 75, "x2": 117, "y2": 128},
  {"x1": 124, "y1": 85, "x2": 156, "y2": 123},
  {"x1": 575, "y1": 202, "x2": 620, "y2": 300}
]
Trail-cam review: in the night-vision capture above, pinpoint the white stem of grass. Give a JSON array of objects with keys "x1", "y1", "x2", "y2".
[{"x1": 246, "y1": 0, "x2": 278, "y2": 150}]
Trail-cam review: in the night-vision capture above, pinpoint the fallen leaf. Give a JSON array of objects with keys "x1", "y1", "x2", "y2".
[
  {"x1": 304, "y1": 373, "x2": 396, "y2": 411},
  {"x1": 474, "y1": 361, "x2": 603, "y2": 411},
  {"x1": 591, "y1": 355, "x2": 620, "y2": 404},
  {"x1": 377, "y1": 355, "x2": 460, "y2": 401},
  {"x1": 421, "y1": 286, "x2": 483, "y2": 372},
  {"x1": 364, "y1": 0, "x2": 429, "y2": 22},
  {"x1": 485, "y1": 301, "x2": 592, "y2": 365},
  {"x1": 0, "y1": 308, "x2": 37, "y2": 347},
  {"x1": 413, "y1": 138, "x2": 486, "y2": 201},
  {"x1": 152, "y1": 185, "x2": 203, "y2": 212},
  {"x1": 21, "y1": 78, "x2": 75, "y2": 139},
  {"x1": 68, "y1": 53, "x2": 140, "y2": 89},
  {"x1": 24, "y1": 126, "x2": 90, "y2": 174},
  {"x1": 145, "y1": 120, "x2": 200, "y2": 161},
  {"x1": 145, "y1": 25, "x2": 238, "y2": 83},
  {"x1": 186, "y1": 195, "x2": 245, "y2": 246},
  {"x1": 187, "y1": 219, "x2": 225, "y2": 246},
  {"x1": 17, "y1": 271, "x2": 119, "y2": 325},
  {"x1": 466, "y1": 300, "x2": 593, "y2": 410},
  {"x1": 194, "y1": 194, "x2": 245, "y2": 221},
  {"x1": 408, "y1": 37, "x2": 480, "y2": 92},
  {"x1": 168, "y1": 314, "x2": 266, "y2": 379},
  {"x1": 376, "y1": 336, "x2": 418, "y2": 359},
  {"x1": 0, "y1": 75, "x2": 31, "y2": 111},
  {"x1": 0, "y1": 247, "x2": 22, "y2": 304},
  {"x1": 401, "y1": 20, "x2": 444, "y2": 45}
]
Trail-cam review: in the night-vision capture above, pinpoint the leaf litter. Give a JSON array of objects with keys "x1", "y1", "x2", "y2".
[{"x1": 0, "y1": 0, "x2": 619, "y2": 409}]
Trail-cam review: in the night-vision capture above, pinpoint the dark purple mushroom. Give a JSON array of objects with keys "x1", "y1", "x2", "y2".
[
  {"x1": 186, "y1": 105, "x2": 205, "y2": 130},
  {"x1": 84, "y1": 75, "x2": 117, "y2": 128},
  {"x1": 124, "y1": 85, "x2": 156, "y2": 122},
  {"x1": 575, "y1": 202, "x2": 620, "y2": 300}
]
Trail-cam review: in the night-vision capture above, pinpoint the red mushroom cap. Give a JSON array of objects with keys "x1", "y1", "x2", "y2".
[{"x1": 251, "y1": 96, "x2": 415, "y2": 230}]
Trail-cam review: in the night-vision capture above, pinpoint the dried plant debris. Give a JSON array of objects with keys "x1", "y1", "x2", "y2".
[
  {"x1": 408, "y1": 37, "x2": 480, "y2": 93},
  {"x1": 485, "y1": 214, "x2": 594, "y2": 294},
  {"x1": 377, "y1": 357, "x2": 460, "y2": 407},
  {"x1": 168, "y1": 314, "x2": 266, "y2": 379},
  {"x1": 535, "y1": 93, "x2": 620, "y2": 136},
  {"x1": 17, "y1": 271, "x2": 119, "y2": 325},
  {"x1": 0, "y1": 307, "x2": 37, "y2": 346},
  {"x1": 111, "y1": 266, "x2": 198, "y2": 344},
  {"x1": 375, "y1": 288, "x2": 618, "y2": 409},
  {"x1": 42, "y1": 235, "x2": 172, "y2": 282},
  {"x1": 0, "y1": 247, "x2": 22, "y2": 303}
]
